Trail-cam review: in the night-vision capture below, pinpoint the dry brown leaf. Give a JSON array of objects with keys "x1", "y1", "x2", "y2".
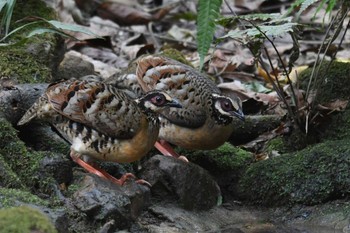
[
  {"x1": 57, "y1": 0, "x2": 87, "y2": 25},
  {"x1": 242, "y1": 122, "x2": 290, "y2": 153},
  {"x1": 121, "y1": 44, "x2": 155, "y2": 60},
  {"x1": 64, "y1": 50, "x2": 121, "y2": 79},
  {"x1": 317, "y1": 99, "x2": 349, "y2": 112},
  {"x1": 234, "y1": 0, "x2": 266, "y2": 11},
  {"x1": 167, "y1": 25, "x2": 196, "y2": 43},
  {"x1": 208, "y1": 50, "x2": 237, "y2": 74},
  {"x1": 65, "y1": 16, "x2": 121, "y2": 49},
  {"x1": 97, "y1": 2, "x2": 171, "y2": 26}
]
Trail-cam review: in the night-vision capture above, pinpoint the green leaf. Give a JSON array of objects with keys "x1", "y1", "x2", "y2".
[
  {"x1": 248, "y1": 24, "x2": 298, "y2": 37},
  {"x1": 221, "y1": 29, "x2": 246, "y2": 42},
  {"x1": 197, "y1": 0, "x2": 222, "y2": 70},
  {"x1": 26, "y1": 27, "x2": 76, "y2": 39},
  {"x1": 221, "y1": 23, "x2": 297, "y2": 42},
  {"x1": 47, "y1": 20, "x2": 100, "y2": 37},
  {"x1": 1, "y1": 0, "x2": 16, "y2": 35},
  {"x1": 284, "y1": 0, "x2": 308, "y2": 16},
  {"x1": 0, "y1": 21, "x2": 39, "y2": 42},
  {"x1": 0, "y1": 37, "x2": 28, "y2": 46},
  {"x1": 245, "y1": 81, "x2": 271, "y2": 93},
  {"x1": 0, "y1": 1, "x2": 7, "y2": 12},
  {"x1": 298, "y1": 0, "x2": 318, "y2": 15},
  {"x1": 172, "y1": 12, "x2": 197, "y2": 21},
  {"x1": 217, "y1": 13, "x2": 292, "y2": 29}
]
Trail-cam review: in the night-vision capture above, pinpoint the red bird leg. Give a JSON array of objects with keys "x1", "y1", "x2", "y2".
[
  {"x1": 70, "y1": 151, "x2": 151, "y2": 186},
  {"x1": 154, "y1": 140, "x2": 189, "y2": 162}
]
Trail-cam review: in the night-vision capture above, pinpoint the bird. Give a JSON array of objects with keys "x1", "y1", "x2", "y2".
[
  {"x1": 105, "y1": 54, "x2": 245, "y2": 160},
  {"x1": 17, "y1": 79, "x2": 182, "y2": 185}
]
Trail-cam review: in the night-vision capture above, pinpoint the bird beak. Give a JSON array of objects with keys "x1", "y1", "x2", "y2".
[
  {"x1": 167, "y1": 99, "x2": 182, "y2": 108},
  {"x1": 231, "y1": 109, "x2": 245, "y2": 121}
]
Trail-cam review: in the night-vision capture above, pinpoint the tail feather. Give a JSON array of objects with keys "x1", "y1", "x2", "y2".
[{"x1": 17, "y1": 95, "x2": 49, "y2": 126}]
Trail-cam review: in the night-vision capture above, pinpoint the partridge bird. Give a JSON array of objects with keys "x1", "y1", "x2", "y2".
[
  {"x1": 18, "y1": 80, "x2": 182, "y2": 185},
  {"x1": 105, "y1": 55, "x2": 245, "y2": 159}
]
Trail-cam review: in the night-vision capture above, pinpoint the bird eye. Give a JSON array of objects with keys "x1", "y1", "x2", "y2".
[
  {"x1": 220, "y1": 99, "x2": 233, "y2": 112},
  {"x1": 151, "y1": 95, "x2": 166, "y2": 105}
]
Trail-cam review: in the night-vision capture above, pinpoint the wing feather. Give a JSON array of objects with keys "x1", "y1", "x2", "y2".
[{"x1": 47, "y1": 80, "x2": 142, "y2": 139}]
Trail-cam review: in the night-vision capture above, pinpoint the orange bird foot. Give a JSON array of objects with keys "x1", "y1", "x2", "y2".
[
  {"x1": 70, "y1": 152, "x2": 151, "y2": 187},
  {"x1": 154, "y1": 140, "x2": 189, "y2": 162}
]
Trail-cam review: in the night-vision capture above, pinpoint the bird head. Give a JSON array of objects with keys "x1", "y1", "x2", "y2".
[
  {"x1": 136, "y1": 91, "x2": 182, "y2": 113},
  {"x1": 211, "y1": 93, "x2": 245, "y2": 122}
]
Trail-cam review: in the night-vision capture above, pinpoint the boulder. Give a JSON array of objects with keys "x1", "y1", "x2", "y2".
[
  {"x1": 72, "y1": 175, "x2": 150, "y2": 229},
  {"x1": 140, "y1": 155, "x2": 221, "y2": 210}
]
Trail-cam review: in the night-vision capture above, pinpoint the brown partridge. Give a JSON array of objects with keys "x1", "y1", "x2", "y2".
[
  {"x1": 105, "y1": 55, "x2": 245, "y2": 159},
  {"x1": 17, "y1": 80, "x2": 181, "y2": 185}
]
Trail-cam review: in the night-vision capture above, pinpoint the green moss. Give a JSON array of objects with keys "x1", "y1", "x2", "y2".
[
  {"x1": 321, "y1": 107, "x2": 350, "y2": 140},
  {"x1": 178, "y1": 143, "x2": 253, "y2": 172},
  {"x1": 11, "y1": 0, "x2": 56, "y2": 24},
  {"x1": 239, "y1": 139, "x2": 350, "y2": 206},
  {"x1": 39, "y1": 140, "x2": 70, "y2": 156},
  {"x1": 4, "y1": 0, "x2": 56, "y2": 41},
  {"x1": 0, "y1": 0, "x2": 61, "y2": 83},
  {"x1": 0, "y1": 206, "x2": 57, "y2": 233},
  {"x1": 0, "y1": 118, "x2": 50, "y2": 189},
  {"x1": 0, "y1": 49, "x2": 52, "y2": 83},
  {"x1": 265, "y1": 137, "x2": 287, "y2": 154},
  {"x1": 161, "y1": 48, "x2": 194, "y2": 67},
  {"x1": 299, "y1": 61, "x2": 350, "y2": 104},
  {"x1": 286, "y1": 61, "x2": 350, "y2": 150},
  {"x1": 0, "y1": 188, "x2": 48, "y2": 208},
  {"x1": 0, "y1": 156, "x2": 23, "y2": 189}
]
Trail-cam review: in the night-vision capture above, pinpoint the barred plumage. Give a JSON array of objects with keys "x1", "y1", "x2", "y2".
[
  {"x1": 18, "y1": 79, "x2": 181, "y2": 185},
  {"x1": 106, "y1": 55, "x2": 244, "y2": 151}
]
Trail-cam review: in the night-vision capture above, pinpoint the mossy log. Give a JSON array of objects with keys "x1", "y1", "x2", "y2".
[{"x1": 228, "y1": 115, "x2": 283, "y2": 145}]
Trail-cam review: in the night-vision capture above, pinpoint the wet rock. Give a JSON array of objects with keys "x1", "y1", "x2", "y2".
[
  {"x1": 98, "y1": 219, "x2": 116, "y2": 233},
  {"x1": 18, "y1": 124, "x2": 70, "y2": 155},
  {"x1": 139, "y1": 155, "x2": 221, "y2": 210},
  {"x1": 135, "y1": 202, "x2": 266, "y2": 232},
  {"x1": 72, "y1": 175, "x2": 150, "y2": 229},
  {"x1": 0, "y1": 83, "x2": 48, "y2": 125},
  {"x1": 40, "y1": 153, "x2": 73, "y2": 185},
  {"x1": 55, "y1": 52, "x2": 95, "y2": 81}
]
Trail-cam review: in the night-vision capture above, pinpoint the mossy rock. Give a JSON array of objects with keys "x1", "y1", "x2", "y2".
[
  {"x1": 161, "y1": 48, "x2": 194, "y2": 67},
  {"x1": 239, "y1": 139, "x2": 350, "y2": 206},
  {"x1": 320, "y1": 106, "x2": 350, "y2": 141},
  {"x1": 0, "y1": 188, "x2": 48, "y2": 208},
  {"x1": 176, "y1": 143, "x2": 253, "y2": 201},
  {"x1": 299, "y1": 61, "x2": 350, "y2": 104},
  {"x1": 0, "y1": 118, "x2": 54, "y2": 192},
  {"x1": 0, "y1": 0, "x2": 64, "y2": 83},
  {"x1": 265, "y1": 137, "x2": 287, "y2": 154},
  {"x1": 0, "y1": 156, "x2": 23, "y2": 189},
  {"x1": 296, "y1": 61, "x2": 350, "y2": 142},
  {"x1": 18, "y1": 124, "x2": 70, "y2": 155},
  {"x1": 178, "y1": 143, "x2": 253, "y2": 172},
  {"x1": 280, "y1": 61, "x2": 350, "y2": 150},
  {"x1": 0, "y1": 206, "x2": 57, "y2": 233}
]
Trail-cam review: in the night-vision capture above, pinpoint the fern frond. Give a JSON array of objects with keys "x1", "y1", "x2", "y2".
[
  {"x1": 218, "y1": 13, "x2": 286, "y2": 26},
  {"x1": 197, "y1": 0, "x2": 222, "y2": 70},
  {"x1": 221, "y1": 22, "x2": 297, "y2": 43}
]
